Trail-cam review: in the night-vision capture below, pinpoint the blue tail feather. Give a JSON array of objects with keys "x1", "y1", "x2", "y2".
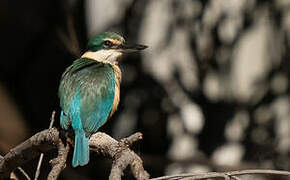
[
  {"x1": 69, "y1": 90, "x2": 90, "y2": 167},
  {"x1": 72, "y1": 131, "x2": 89, "y2": 167}
]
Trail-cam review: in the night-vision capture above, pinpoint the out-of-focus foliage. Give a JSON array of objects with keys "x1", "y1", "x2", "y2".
[
  {"x1": 87, "y1": 0, "x2": 290, "y2": 177},
  {"x1": 0, "y1": 0, "x2": 289, "y2": 179}
]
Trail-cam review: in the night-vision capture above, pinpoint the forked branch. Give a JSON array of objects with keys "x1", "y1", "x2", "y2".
[{"x1": 0, "y1": 128, "x2": 149, "y2": 180}]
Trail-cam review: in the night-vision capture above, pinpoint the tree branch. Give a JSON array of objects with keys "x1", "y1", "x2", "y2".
[
  {"x1": 2, "y1": 127, "x2": 288, "y2": 180},
  {"x1": 16, "y1": 167, "x2": 31, "y2": 180},
  {"x1": 119, "y1": 132, "x2": 143, "y2": 147},
  {"x1": 0, "y1": 128, "x2": 59, "y2": 180},
  {"x1": 89, "y1": 132, "x2": 150, "y2": 180},
  {"x1": 0, "y1": 128, "x2": 149, "y2": 180},
  {"x1": 150, "y1": 169, "x2": 290, "y2": 180},
  {"x1": 47, "y1": 139, "x2": 70, "y2": 180},
  {"x1": 34, "y1": 111, "x2": 56, "y2": 180}
]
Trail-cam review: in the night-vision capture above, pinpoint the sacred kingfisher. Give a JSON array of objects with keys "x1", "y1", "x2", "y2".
[{"x1": 58, "y1": 32, "x2": 147, "y2": 167}]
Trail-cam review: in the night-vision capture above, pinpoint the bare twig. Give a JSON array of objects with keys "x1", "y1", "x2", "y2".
[
  {"x1": 34, "y1": 151, "x2": 44, "y2": 180},
  {"x1": 49, "y1": 111, "x2": 56, "y2": 129},
  {"x1": 150, "y1": 169, "x2": 290, "y2": 180},
  {"x1": 47, "y1": 139, "x2": 70, "y2": 180},
  {"x1": 89, "y1": 132, "x2": 150, "y2": 180},
  {"x1": 226, "y1": 169, "x2": 290, "y2": 177},
  {"x1": 17, "y1": 167, "x2": 31, "y2": 180},
  {"x1": 34, "y1": 111, "x2": 56, "y2": 180},
  {"x1": 120, "y1": 132, "x2": 143, "y2": 147}
]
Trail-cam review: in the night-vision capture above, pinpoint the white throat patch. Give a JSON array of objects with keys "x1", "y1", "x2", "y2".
[{"x1": 81, "y1": 50, "x2": 123, "y2": 64}]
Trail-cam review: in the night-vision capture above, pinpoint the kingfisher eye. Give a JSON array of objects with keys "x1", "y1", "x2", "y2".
[{"x1": 103, "y1": 40, "x2": 113, "y2": 47}]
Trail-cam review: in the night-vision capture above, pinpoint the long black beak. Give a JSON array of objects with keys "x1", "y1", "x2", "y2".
[{"x1": 117, "y1": 43, "x2": 148, "y2": 53}]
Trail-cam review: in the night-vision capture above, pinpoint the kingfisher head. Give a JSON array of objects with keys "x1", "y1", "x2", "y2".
[{"x1": 81, "y1": 32, "x2": 148, "y2": 64}]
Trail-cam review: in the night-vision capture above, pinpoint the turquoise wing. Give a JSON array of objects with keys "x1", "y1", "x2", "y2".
[
  {"x1": 78, "y1": 64, "x2": 115, "y2": 133},
  {"x1": 58, "y1": 59, "x2": 115, "y2": 135},
  {"x1": 58, "y1": 59, "x2": 116, "y2": 167}
]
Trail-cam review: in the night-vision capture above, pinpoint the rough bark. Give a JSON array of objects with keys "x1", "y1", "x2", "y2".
[{"x1": 0, "y1": 128, "x2": 149, "y2": 180}]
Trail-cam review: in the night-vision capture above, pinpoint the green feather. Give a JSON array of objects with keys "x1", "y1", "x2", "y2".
[{"x1": 58, "y1": 58, "x2": 115, "y2": 133}]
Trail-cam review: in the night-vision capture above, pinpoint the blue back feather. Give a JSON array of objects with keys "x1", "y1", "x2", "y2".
[
  {"x1": 59, "y1": 59, "x2": 116, "y2": 134},
  {"x1": 59, "y1": 59, "x2": 116, "y2": 167}
]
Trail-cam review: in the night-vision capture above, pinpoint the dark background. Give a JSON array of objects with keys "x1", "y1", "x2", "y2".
[{"x1": 0, "y1": 0, "x2": 290, "y2": 179}]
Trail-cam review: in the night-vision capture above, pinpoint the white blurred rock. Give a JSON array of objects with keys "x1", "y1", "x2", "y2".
[
  {"x1": 225, "y1": 111, "x2": 249, "y2": 141},
  {"x1": 230, "y1": 17, "x2": 272, "y2": 103},
  {"x1": 203, "y1": 0, "x2": 224, "y2": 28},
  {"x1": 254, "y1": 105, "x2": 273, "y2": 125},
  {"x1": 251, "y1": 126, "x2": 269, "y2": 144},
  {"x1": 275, "y1": 117, "x2": 290, "y2": 153},
  {"x1": 166, "y1": 81, "x2": 190, "y2": 108},
  {"x1": 185, "y1": 164, "x2": 210, "y2": 174},
  {"x1": 181, "y1": 103, "x2": 204, "y2": 134},
  {"x1": 212, "y1": 143, "x2": 244, "y2": 166},
  {"x1": 85, "y1": 0, "x2": 132, "y2": 35},
  {"x1": 203, "y1": 70, "x2": 222, "y2": 102},
  {"x1": 139, "y1": 1, "x2": 201, "y2": 133},
  {"x1": 270, "y1": 73, "x2": 288, "y2": 95},
  {"x1": 218, "y1": 16, "x2": 243, "y2": 44},
  {"x1": 223, "y1": 0, "x2": 248, "y2": 15},
  {"x1": 168, "y1": 134, "x2": 198, "y2": 160},
  {"x1": 167, "y1": 114, "x2": 184, "y2": 137},
  {"x1": 141, "y1": 28, "x2": 198, "y2": 91},
  {"x1": 165, "y1": 163, "x2": 210, "y2": 176},
  {"x1": 282, "y1": 10, "x2": 290, "y2": 33},
  {"x1": 203, "y1": 0, "x2": 249, "y2": 28},
  {"x1": 139, "y1": 0, "x2": 174, "y2": 83},
  {"x1": 175, "y1": 0, "x2": 202, "y2": 19},
  {"x1": 139, "y1": 0, "x2": 172, "y2": 51},
  {"x1": 140, "y1": 0, "x2": 199, "y2": 91},
  {"x1": 271, "y1": 96, "x2": 290, "y2": 153},
  {"x1": 165, "y1": 163, "x2": 184, "y2": 175},
  {"x1": 171, "y1": 28, "x2": 199, "y2": 91},
  {"x1": 282, "y1": 11, "x2": 290, "y2": 47},
  {"x1": 275, "y1": 0, "x2": 290, "y2": 8},
  {"x1": 272, "y1": 96, "x2": 290, "y2": 119}
]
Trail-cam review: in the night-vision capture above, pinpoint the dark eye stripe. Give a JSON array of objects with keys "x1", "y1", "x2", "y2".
[{"x1": 103, "y1": 40, "x2": 113, "y2": 47}]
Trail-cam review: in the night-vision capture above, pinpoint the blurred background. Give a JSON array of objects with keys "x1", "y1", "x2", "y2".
[{"x1": 0, "y1": 0, "x2": 290, "y2": 179}]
